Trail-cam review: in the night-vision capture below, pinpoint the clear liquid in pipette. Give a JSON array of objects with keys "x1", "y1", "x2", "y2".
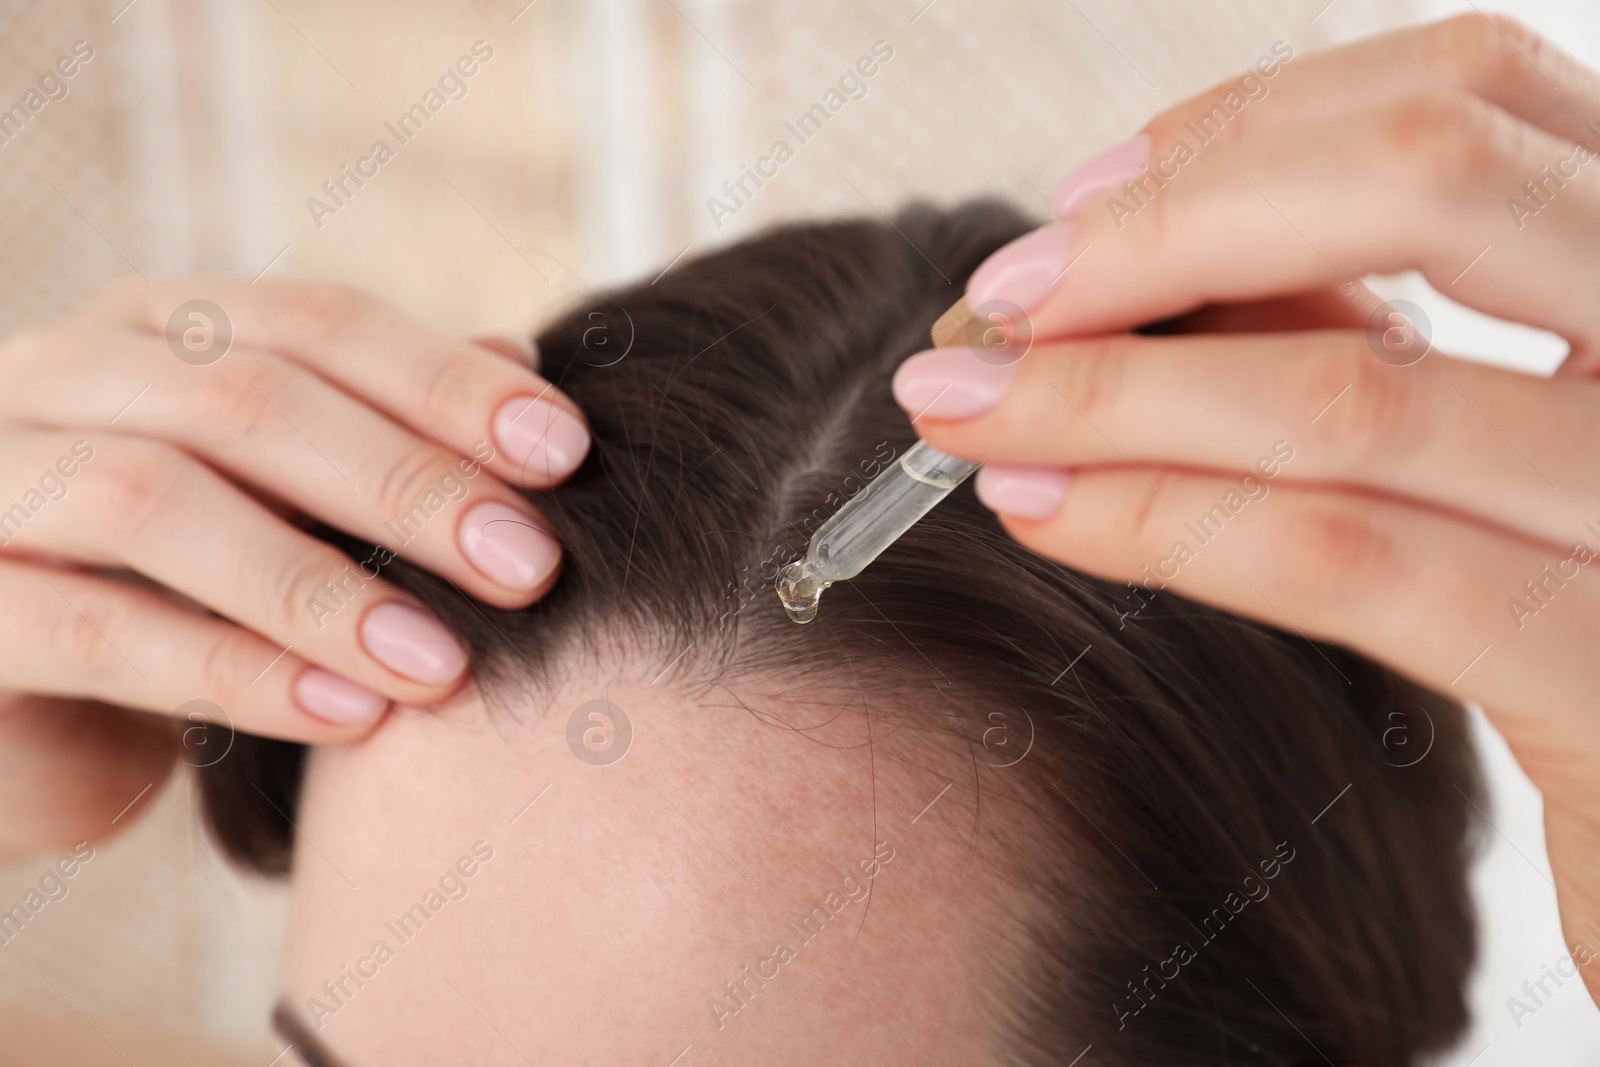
[{"x1": 774, "y1": 441, "x2": 978, "y2": 625}]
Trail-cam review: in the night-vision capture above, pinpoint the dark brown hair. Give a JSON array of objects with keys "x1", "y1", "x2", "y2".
[{"x1": 201, "y1": 201, "x2": 1481, "y2": 1065}]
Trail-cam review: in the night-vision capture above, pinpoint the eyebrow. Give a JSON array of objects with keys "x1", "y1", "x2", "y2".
[{"x1": 272, "y1": 1000, "x2": 356, "y2": 1067}]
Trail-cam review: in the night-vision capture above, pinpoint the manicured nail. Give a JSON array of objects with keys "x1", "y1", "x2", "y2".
[
  {"x1": 458, "y1": 501, "x2": 561, "y2": 591},
  {"x1": 892, "y1": 348, "x2": 1016, "y2": 421},
  {"x1": 294, "y1": 668, "x2": 389, "y2": 726},
  {"x1": 360, "y1": 602, "x2": 468, "y2": 685},
  {"x1": 966, "y1": 222, "x2": 1074, "y2": 313},
  {"x1": 493, "y1": 395, "x2": 590, "y2": 481},
  {"x1": 975, "y1": 465, "x2": 1072, "y2": 520},
  {"x1": 1050, "y1": 134, "x2": 1152, "y2": 219}
]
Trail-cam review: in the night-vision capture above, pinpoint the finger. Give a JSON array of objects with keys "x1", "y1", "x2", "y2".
[
  {"x1": 1544, "y1": 806, "x2": 1600, "y2": 1010},
  {"x1": 1163, "y1": 284, "x2": 1372, "y2": 334},
  {"x1": 899, "y1": 329, "x2": 1590, "y2": 547},
  {"x1": 972, "y1": 464, "x2": 1600, "y2": 807},
  {"x1": 93, "y1": 278, "x2": 588, "y2": 487},
  {"x1": 1049, "y1": 15, "x2": 1600, "y2": 224},
  {"x1": 0, "y1": 331, "x2": 563, "y2": 605},
  {"x1": 972, "y1": 93, "x2": 1600, "y2": 358},
  {"x1": 1128, "y1": 15, "x2": 1600, "y2": 173},
  {"x1": 470, "y1": 334, "x2": 540, "y2": 371},
  {"x1": 0, "y1": 695, "x2": 177, "y2": 855},
  {"x1": 0, "y1": 557, "x2": 394, "y2": 741},
  {"x1": 0, "y1": 430, "x2": 467, "y2": 706}
]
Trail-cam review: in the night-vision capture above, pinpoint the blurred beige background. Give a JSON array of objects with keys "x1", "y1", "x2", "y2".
[
  {"x1": 1, "y1": 0, "x2": 1598, "y2": 1062},
  {"x1": 0, "y1": 0, "x2": 1430, "y2": 336}
]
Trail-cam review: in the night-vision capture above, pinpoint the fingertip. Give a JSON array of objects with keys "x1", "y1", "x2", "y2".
[
  {"x1": 359, "y1": 601, "x2": 470, "y2": 687},
  {"x1": 492, "y1": 393, "x2": 591, "y2": 485},
  {"x1": 458, "y1": 500, "x2": 563, "y2": 594},
  {"x1": 293, "y1": 667, "x2": 390, "y2": 729},
  {"x1": 893, "y1": 347, "x2": 1016, "y2": 421},
  {"x1": 975, "y1": 464, "x2": 1073, "y2": 521},
  {"x1": 1050, "y1": 134, "x2": 1152, "y2": 220},
  {"x1": 966, "y1": 222, "x2": 1075, "y2": 314}
]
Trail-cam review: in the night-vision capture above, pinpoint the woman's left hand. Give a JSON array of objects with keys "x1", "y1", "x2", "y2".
[{"x1": 893, "y1": 11, "x2": 1600, "y2": 1005}]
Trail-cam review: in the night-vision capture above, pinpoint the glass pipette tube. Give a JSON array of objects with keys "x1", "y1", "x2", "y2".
[{"x1": 775, "y1": 439, "x2": 979, "y2": 623}]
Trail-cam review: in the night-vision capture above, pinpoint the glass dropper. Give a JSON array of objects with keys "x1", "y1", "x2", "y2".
[
  {"x1": 775, "y1": 297, "x2": 981, "y2": 624},
  {"x1": 775, "y1": 439, "x2": 979, "y2": 622}
]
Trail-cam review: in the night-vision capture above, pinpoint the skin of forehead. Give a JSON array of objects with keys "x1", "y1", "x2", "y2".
[{"x1": 276, "y1": 657, "x2": 1031, "y2": 1066}]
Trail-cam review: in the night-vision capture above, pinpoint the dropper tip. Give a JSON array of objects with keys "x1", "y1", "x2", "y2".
[{"x1": 775, "y1": 559, "x2": 824, "y2": 624}]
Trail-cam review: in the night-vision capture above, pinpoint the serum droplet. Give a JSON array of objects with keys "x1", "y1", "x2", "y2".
[{"x1": 776, "y1": 560, "x2": 825, "y2": 624}]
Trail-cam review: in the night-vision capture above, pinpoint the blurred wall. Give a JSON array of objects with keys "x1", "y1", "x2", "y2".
[{"x1": 0, "y1": 0, "x2": 1431, "y2": 334}]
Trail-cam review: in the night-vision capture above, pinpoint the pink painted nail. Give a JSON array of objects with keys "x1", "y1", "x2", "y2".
[
  {"x1": 493, "y1": 396, "x2": 590, "y2": 482},
  {"x1": 360, "y1": 602, "x2": 468, "y2": 685},
  {"x1": 892, "y1": 348, "x2": 1017, "y2": 421},
  {"x1": 458, "y1": 501, "x2": 561, "y2": 591},
  {"x1": 975, "y1": 465, "x2": 1072, "y2": 520},
  {"x1": 966, "y1": 222, "x2": 1075, "y2": 313},
  {"x1": 1050, "y1": 134, "x2": 1152, "y2": 219},
  {"x1": 294, "y1": 668, "x2": 389, "y2": 726}
]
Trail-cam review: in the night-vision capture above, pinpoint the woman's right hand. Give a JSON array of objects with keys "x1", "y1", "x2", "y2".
[
  {"x1": 900, "y1": 12, "x2": 1600, "y2": 1009},
  {"x1": 0, "y1": 277, "x2": 589, "y2": 860}
]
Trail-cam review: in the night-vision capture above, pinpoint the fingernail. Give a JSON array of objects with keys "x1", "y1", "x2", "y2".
[
  {"x1": 360, "y1": 602, "x2": 468, "y2": 685},
  {"x1": 493, "y1": 395, "x2": 590, "y2": 482},
  {"x1": 458, "y1": 501, "x2": 561, "y2": 591},
  {"x1": 294, "y1": 668, "x2": 389, "y2": 726},
  {"x1": 1050, "y1": 134, "x2": 1152, "y2": 219},
  {"x1": 892, "y1": 348, "x2": 1017, "y2": 421},
  {"x1": 975, "y1": 465, "x2": 1072, "y2": 520},
  {"x1": 966, "y1": 222, "x2": 1075, "y2": 313}
]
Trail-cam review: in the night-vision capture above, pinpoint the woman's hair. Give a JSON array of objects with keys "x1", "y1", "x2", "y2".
[{"x1": 200, "y1": 201, "x2": 1481, "y2": 1066}]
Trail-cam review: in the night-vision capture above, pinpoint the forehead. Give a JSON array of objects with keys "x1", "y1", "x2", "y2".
[{"x1": 279, "y1": 670, "x2": 1018, "y2": 1064}]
